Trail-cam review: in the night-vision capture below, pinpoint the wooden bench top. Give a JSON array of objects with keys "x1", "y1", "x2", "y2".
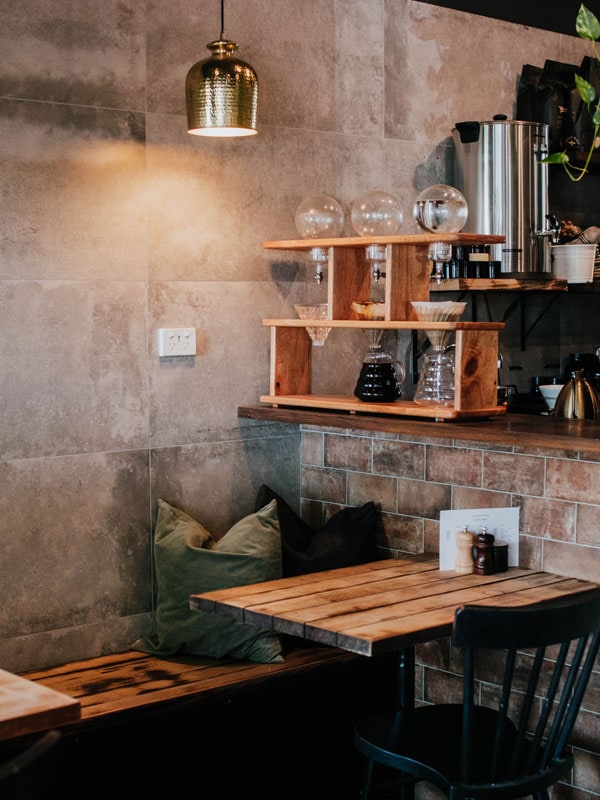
[{"x1": 17, "y1": 644, "x2": 358, "y2": 733}]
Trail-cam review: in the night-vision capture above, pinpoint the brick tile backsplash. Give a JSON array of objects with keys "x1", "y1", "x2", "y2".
[
  {"x1": 452, "y1": 485, "x2": 512, "y2": 509},
  {"x1": 378, "y1": 511, "x2": 423, "y2": 552},
  {"x1": 546, "y1": 457, "x2": 600, "y2": 503},
  {"x1": 299, "y1": 427, "x2": 600, "y2": 795},
  {"x1": 573, "y1": 749, "x2": 600, "y2": 795},
  {"x1": 324, "y1": 433, "x2": 371, "y2": 472},
  {"x1": 576, "y1": 504, "x2": 600, "y2": 545},
  {"x1": 300, "y1": 465, "x2": 347, "y2": 504},
  {"x1": 347, "y1": 471, "x2": 396, "y2": 511},
  {"x1": 372, "y1": 439, "x2": 425, "y2": 479},
  {"x1": 300, "y1": 430, "x2": 323, "y2": 466},
  {"x1": 398, "y1": 478, "x2": 451, "y2": 519},
  {"x1": 515, "y1": 494, "x2": 577, "y2": 541},
  {"x1": 426, "y1": 445, "x2": 483, "y2": 486},
  {"x1": 541, "y1": 539, "x2": 600, "y2": 583},
  {"x1": 483, "y1": 451, "x2": 545, "y2": 495},
  {"x1": 300, "y1": 429, "x2": 600, "y2": 576}
]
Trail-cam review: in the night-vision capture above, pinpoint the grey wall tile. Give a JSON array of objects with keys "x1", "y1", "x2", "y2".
[
  {"x1": 0, "y1": 450, "x2": 151, "y2": 639},
  {"x1": 151, "y1": 434, "x2": 300, "y2": 539},
  {"x1": 0, "y1": 100, "x2": 147, "y2": 282},
  {"x1": 0, "y1": 280, "x2": 149, "y2": 459},
  {"x1": 0, "y1": 0, "x2": 145, "y2": 108}
]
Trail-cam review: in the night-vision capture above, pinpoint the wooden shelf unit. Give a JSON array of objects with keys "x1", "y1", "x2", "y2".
[
  {"x1": 261, "y1": 235, "x2": 507, "y2": 421},
  {"x1": 264, "y1": 233, "x2": 508, "y2": 320}
]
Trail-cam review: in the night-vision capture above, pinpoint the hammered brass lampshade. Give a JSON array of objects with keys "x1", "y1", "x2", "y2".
[{"x1": 185, "y1": 0, "x2": 258, "y2": 137}]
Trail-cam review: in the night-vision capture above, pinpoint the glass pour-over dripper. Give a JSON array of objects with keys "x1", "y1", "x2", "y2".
[{"x1": 411, "y1": 301, "x2": 467, "y2": 406}]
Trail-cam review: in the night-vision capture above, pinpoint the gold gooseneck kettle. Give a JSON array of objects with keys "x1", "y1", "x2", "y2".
[{"x1": 553, "y1": 370, "x2": 600, "y2": 420}]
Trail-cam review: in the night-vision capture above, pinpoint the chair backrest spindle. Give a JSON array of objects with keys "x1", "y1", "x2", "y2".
[{"x1": 452, "y1": 589, "x2": 600, "y2": 793}]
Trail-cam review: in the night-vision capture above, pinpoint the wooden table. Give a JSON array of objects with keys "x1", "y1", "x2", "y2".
[
  {"x1": 190, "y1": 554, "x2": 598, "y2": 706},
  {"x1": 0, "y1": 668, "x2": 80, "y2": 741}
]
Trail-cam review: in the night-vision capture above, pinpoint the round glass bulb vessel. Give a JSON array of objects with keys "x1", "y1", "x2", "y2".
[
  {"x1": 350, "y1": 190, "x2": 403, "y2": 238},
  {"x1": 412, "y1": 184, "x2": 468, "y2": 234},
  {"x1": 413, "y1": 184, "x2": 468, "y2": 284},
  {"x1": 294, "y1": 195, "x2": 345, "y2": 240},
  {"x1": 350, "y1": 190, "x2": 403, "y2": 282},
  {"x1": 294, "y1": 195, "x2": 345, "y2": 284}
]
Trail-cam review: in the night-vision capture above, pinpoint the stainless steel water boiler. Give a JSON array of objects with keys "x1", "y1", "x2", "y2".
[{"x1": 452, "y1": 116, "x2": 555, "y2": 277}]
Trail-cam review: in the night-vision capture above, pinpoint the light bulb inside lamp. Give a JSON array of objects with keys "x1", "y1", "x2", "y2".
[
  {"x1": 350, "y1": 190, "x2": 403, "y2": 282},
  {"x1": 413, "y1": 184, "x2": 468, "y2": 284},
  {"x1": 294, "y1": 195, "x2": 345, "y2": 284}
]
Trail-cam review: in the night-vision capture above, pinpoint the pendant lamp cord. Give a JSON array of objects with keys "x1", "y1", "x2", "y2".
[{"x1": 220, "y1": 0, "x2": 225, "y2": 39}]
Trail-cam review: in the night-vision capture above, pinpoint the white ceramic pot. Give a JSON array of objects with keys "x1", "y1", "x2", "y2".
[{"x1": 551, "y1": 243, "x2": 597, "y2": 283}]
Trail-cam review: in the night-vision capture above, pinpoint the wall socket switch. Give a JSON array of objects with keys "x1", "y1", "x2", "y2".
[{"x1": 157, "y1": 328, "x2": 197, "y2": 357}]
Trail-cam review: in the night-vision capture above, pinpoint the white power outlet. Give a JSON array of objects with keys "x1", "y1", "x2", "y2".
[{"x1": 157, "y1": 328, "x2": 197, "y2": 357}]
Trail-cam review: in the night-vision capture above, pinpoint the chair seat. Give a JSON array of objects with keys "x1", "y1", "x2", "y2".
[{"x1": 354, "y1": 704, "x2": 572, "y2": 799}]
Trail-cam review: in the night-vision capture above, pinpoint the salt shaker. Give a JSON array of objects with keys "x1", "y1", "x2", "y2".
[
  {"x1": 455, "y1": 526, "x2": 475, "y2": 574},
  {"x1": 473, "y1": 527, "x2": 495, "y2": 575}
]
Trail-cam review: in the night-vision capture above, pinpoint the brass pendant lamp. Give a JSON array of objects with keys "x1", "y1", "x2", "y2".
[{"x1": 185, "y1": 0, "x2": 258, "y2": 137}]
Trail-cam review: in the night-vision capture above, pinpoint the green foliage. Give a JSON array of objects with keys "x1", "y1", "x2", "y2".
[{"x1": 540, "y1": 3, "x2": 600, "y2": 181}]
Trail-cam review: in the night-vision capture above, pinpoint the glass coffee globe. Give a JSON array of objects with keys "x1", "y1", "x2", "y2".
[
  {"x1": 350, "y1": 189, "x2": 403, "y2": 281},
  {"x1": 294, "y1": 195, "x2": 345, "y2": 284},
  {"x1": 413, "y1": 184, "x2": 468, "y2": 284},
  {"x1": 413, "y1": 184, "x2": 468, "y2": 234}
]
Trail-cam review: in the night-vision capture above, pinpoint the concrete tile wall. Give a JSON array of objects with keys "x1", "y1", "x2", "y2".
[{"x1": 0, "y1": 0, "x2": 594, "y2": 676}]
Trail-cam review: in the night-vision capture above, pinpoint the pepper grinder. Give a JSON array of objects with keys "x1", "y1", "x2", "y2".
[
  {"x1": 455, "y1": 526, "x2": 475, "y2": 574},
  {"x1": 473, "y1": 527, "x2": 495, "y2": 575}
]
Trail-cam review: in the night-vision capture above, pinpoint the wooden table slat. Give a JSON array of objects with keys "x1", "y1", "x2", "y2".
[
  {"x1": 191, "y1": 555, "x2": 437, "y2": 616},
  {"x1": 190, "y1": 556, "x2": 600, "y2": 658},
  {"x1": 240, "y1": 566, "x2": 540, "y2": 625},
  {"x1": 0, "y1": 668, "x2": 81, "y2": 741}
]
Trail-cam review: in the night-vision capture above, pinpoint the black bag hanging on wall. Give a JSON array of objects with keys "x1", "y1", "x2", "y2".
[
  {"x1": 516, "y1": 59, "x2": 578, "y2": 151},
  {"x1": 516, "y1": 63, "x2": 543, "y2": 122},
  {"x1": 569, "y1": 55, "x2": 600, "y2": 153}
]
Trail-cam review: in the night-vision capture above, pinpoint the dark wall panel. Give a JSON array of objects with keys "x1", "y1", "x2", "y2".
[{"x1": 417, "y1": 1, "x2": 585, "y2": 37}]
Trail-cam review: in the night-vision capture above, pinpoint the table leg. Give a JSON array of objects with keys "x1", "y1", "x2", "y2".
[
  {"x1": 395, "y1": 647, "x2": 415, "y2": 800},
  {"x1": 395, "y1": 646, "x2": 415, "y2": 710}
]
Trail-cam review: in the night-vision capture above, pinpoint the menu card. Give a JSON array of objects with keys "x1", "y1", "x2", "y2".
[{"x1": 439, "y1": 507, "x2": 520, "y2": 571}]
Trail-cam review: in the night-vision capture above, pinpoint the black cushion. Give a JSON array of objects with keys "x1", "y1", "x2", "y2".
[{"x1": 254, "y1": 484, "x2": 379, "y2": 577}]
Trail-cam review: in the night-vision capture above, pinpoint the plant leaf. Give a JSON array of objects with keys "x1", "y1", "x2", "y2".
[
  {"x1": 575, "y1": 73, "x2": 597, "y2": 104},
  {"x1": 593, "y1": 107, "x2": 600, "y2": 125},
  {"x1": 540, "y1": 151, "x2": 571, "y2": 164},
  {"x1": 576, "y1": 4, "x2": 600, "y2": 41}
]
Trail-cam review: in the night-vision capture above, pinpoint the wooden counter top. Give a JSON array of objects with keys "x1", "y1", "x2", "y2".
[{"x1": 238, "y1": 406, "x2": 600, "y2": 455}]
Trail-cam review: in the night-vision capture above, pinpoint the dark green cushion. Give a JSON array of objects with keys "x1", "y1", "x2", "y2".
[{"x1": 131, "y1": 498, "x2": 284, "y2": 663}]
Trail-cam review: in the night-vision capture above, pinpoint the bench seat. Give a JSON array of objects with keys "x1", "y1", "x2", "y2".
[{"x1": 20, "y1": 644, "x2": 360, "y2": 730}]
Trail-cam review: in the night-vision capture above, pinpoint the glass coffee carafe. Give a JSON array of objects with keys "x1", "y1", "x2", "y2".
[
  {"x1": 411, "y1": 301, "x2": 467, "y2": 406},
  {"x1": 351, "y1": 300, "x2": 405, "y2": 403},
  {"x1": 353, "y1": 328, "x2": 405, "y2": 403}
]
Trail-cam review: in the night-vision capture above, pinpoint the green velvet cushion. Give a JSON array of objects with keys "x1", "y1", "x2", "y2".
[{"x1": 131, "y1": 498, "x2": 284, "y2": 663}]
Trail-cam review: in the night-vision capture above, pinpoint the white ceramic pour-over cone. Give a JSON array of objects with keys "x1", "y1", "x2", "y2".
[{"x1": 411, "y1": 301, "x2": 467, "y2": 406}]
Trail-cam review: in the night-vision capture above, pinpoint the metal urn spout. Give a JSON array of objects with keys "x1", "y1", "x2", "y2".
[{"x1": 553, "y1": 371, "x2": 600, "y2": 420}]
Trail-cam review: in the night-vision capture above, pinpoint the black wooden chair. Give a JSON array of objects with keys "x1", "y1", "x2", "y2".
[
  {"x1": 354, "y1": 588, "x2": 600, "y2": 800},
  {"x1": 0, "y1": 729, "x2": 62, "y2": 800}
]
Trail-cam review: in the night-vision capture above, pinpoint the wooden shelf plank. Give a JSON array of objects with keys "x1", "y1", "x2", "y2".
[
  {"x1": 430, "y1": 277, "x2": 568, "y2": 292},
  {"x1": 263, "y1": 233, "x2": 506, "y2": 251},
  {"x1": 262, "y1": 319, "x2": 505, "y2": 330},
  {"x1": 259, "y1": 394, "x2": 507, "y2": 421}
]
